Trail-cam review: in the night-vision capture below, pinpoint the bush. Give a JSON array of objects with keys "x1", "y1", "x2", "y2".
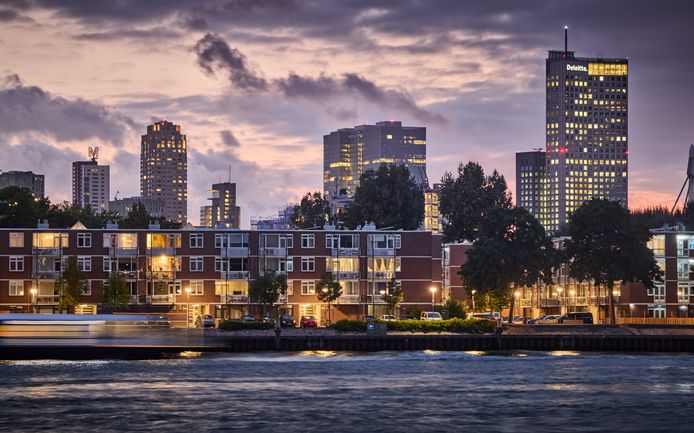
[
  {"x1": 329, "y1": 319, "x2": 367, "y2": 332},
  {"x1": 219, "y1": 320, "x2": 274, "y2": 331},
  {"x1": 329, "y1": 318, "x2": 496, "y2": 334}
]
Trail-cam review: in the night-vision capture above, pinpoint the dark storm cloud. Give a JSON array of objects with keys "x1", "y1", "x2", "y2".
[
  {"x1": 220, "y1": 130, "x2": 240, "y2": 148},
  {"x1": 194, "y1": 33, "x2": 268, "y2": 91},
  {"x1": 274, "y1": 72, "x2": 338, "y2": 98},
  {"x1": 0, "y1": 74, "x2": 136, "y2": 146}
]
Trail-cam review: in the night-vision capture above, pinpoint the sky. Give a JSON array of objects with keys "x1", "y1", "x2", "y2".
[{"x1": 0, "y1": 0, "x2": 692, "y2": 227}]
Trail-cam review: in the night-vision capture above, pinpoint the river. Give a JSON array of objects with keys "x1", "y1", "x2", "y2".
[{"x1": 1, "y1": 350, "x2": 693, "y2": 432}]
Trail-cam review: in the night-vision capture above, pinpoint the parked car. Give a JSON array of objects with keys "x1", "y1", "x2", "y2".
[
  {"x1": 420, "y1": 311, "x2": 443, "y2": 321},
  {"x1": 260, "y1": 315, "x2": 275, "y2": 325},
  {"x1": 527, "y1": 315, "x2": 550, "y2": 324},
  {"x1": 535, "y1": 314, "x2": 562, "y2": 324},
  {"x1": 280, "y1": 315, "x2": 296, "y2": 328},
  {"x1": 512, "y1": 316, "x2": 526, "y2": 324},
  {"x1": 364, "y1": 315, "x2": 376, "y2": 321},
  {"x1": 241, "y1": 315, "x2": 256, "y2": 323},
  {"x1": 559, "y1": 312, "x2": 594, "y2": 324},
  {"x1": 472, "y1": 313, "x2": 496, "y2": 321},
  {"x1": 195, "y1": 314, "x2": 215, "y2": 328},
  {"x1": 300, "y1": 316, "x2": 317, "y2": 328},
  {"x1": 139, "y1": 315, "x2": 171, "y2": 328},
  {"x1": 380, "y1": 315, "x2": 396, "y2": 321}
]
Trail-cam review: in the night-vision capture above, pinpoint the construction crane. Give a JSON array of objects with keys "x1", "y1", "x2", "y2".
[{"x1": 671, "y1": 144, "x2": 694, "y2": 214}]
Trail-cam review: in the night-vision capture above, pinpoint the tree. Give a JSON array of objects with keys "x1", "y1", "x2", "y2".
[
  {"x1": 437, "y1": 298, "x2": 468, "y2": 319},
  {"x1": 439, "y1": 161, "x2": 512, "y2": 242},
  {"x1": 341, "y1": 164, "x2": 424, "y2": 230},
  {"x1": 564, "y1": 198, "x2": 663, "y2": 324},
  {"x1": 0, "y1": 186, "x2": 46, "y2": 228},
  {"x1": 380, "y1": 278, "x2": 404, "y2": 318},
  {"x1": 316, "y1": 273, "x2": 343, "y2": 323},
  {"x1": 120, "y1": 202, "x2": 152, "y2": 229},
  {"x1": 291, "y1": 192, "x2": 332, "y2": 229},
  {"x1": 57, "y1": 256, "x2": 85, "y2": 313},
  {"x1": 249, "y1": 269, "x2": 288, "y2": 315},
  {"x1": 101, "y1": 272, "x2": 131, "y2": 306},
  {"x1": 459, "y1": 207, "x2": 555, "y2": 323}
]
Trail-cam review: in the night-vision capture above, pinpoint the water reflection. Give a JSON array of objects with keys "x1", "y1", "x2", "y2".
[{"x1": 1, "y1": 351, "x2": 694, "y2": 432}]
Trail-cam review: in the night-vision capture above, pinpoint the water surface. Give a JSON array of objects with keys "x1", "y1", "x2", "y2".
[{"x1": 1, "y1": 351, "x2": 693, "y2": 432}]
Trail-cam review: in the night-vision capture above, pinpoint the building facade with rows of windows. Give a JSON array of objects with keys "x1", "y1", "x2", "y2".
[{"x1": 0, "y1": 224, "x2": 443, "y2": 324}]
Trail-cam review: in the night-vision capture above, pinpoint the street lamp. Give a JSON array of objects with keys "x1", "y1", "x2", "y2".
[
  {"x1": 471, "y1": 289, "x2": 476, "y2": 313},
  {"x1": 184, "y1": 287, "x2": 192, "y2": 328},
  {"x1": 30, "y1": 287, "x2": 37, "y2": 314},
  {"x1": 429, "y1": 286, "x2": 436, "y2": 311}
]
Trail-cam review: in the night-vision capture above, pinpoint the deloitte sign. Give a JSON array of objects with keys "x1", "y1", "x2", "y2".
[{"x1": 566, "y1": 64, "x2": 587, "y2": 72}]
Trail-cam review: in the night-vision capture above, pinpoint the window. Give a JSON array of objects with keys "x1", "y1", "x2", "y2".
[
  {"x1": 301, "y1": 280, "x2": 315, "y2": 295},
  {"x1": 9, "y1": 280, "x2": 24, "y2": 296},
  {"x1": 9, "y1": 256, "x2": 23, "y2": 272},
  {"x1": 301, "y1": 257, "x2": 315, "y2": 272},
  {"x1": 677, "y1": 260, "x2": 690, "y2": 279},
  {"x1": 190, "y1": 233, "x2": 204, "y2": 248},
  {"x1": 678, "y1": 283, "x2": 690, "y2": 303},
  {"x1": 282, "y1": 235, "x2": 293, "y2": 249},
  {"x1": 190, "y1": 257, "x2": 204, "y2": 272},
  {"x1": 215, "y1": 257, "x2": 227, "y2": 272},
  {"x1": 77, "y1": 256, "x2": 92, "y2": 272},
  {"x1": 77, "y1": 233, "x2": 92, "y2": 248},
  {"x1": 190, "y1": 280, "x2": 204, "y2": 295},
  {"x1": 103, "y1": 258, "x2": 112, "y2": 272},
  {"x1": 215, "y1": 234, "x2": 226, "y2": 248},
  {"x1": 9, "y1": 233, "x2": 23, "y2": 248},
  {"x1": 80, "y1": 281, "x2": 91, "y2": 296},
  {"x1": 286, "y1": 280, "x2": 294, "y2": 295},
  {"x1": 301, "y1": 234, "x2": 315, "y2": 248},
  {"x1": 283, "y1": 258, "x2": 294, "y2": 273}
]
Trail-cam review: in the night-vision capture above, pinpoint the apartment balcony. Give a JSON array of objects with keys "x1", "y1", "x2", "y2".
[
  {"x1": 219, "y1": 271, "x2": 249, "y2": 280},
  {"x1": 220, "y1": 294, "x2": 249, "y2": 304},
  {"x1": 37, "y1": 295, "x2": 60, "y2": 304},
  {"x1": 540, "y1": 298, "x2": 560, "y2": 308},
  {"x1": 369, "y1": 271, "x2": 394, "y2": 280},
  {"x1": 33, "y1": 247, "x2": 62, "y2": 256},
  {"x1": 337, "y1": 294, "x2": 361, "y2": 304},
  {"x1": 520, "y1": 299, "x2": 533, "y2": 308},
  {"x1": 147, "y1": 294, "x2": 174, "y2": 304},
  {"x1": 35, "y1": 270, "x2": 61, "y2": 280},
  {"x1": 366, "y1": 295, "x2": 386, "y2": 304},
  {"x1": 220, "y1": 247, "x2": 249, "y2": 257},
  {"x1": 130, "y1": 295, "x2": 139, "y2": 304},
  {"x1": 331, "y1": 247, "x2": 360, "y2": 257},
  {"x1": 108, "y1": 247, "x2": 138, "y2": 256},
  {"x1": 259, "y1": 247, "x2": 288, "y2": 257},
  {"x1": 367, "y1": 247, "x2": 395, "y2": 257},
  {"x1": 148, "y1": 247, "x2": 175, "y2": 256},
  {"x1": 147, "y1": 271, "x2": 175, "y2": 280},
  {"x1": 332, "y1": 271, "x2": 360, "y2": 280},
  {"x1": 120, "y1": 270, "x2": 138, "y2": 280}
]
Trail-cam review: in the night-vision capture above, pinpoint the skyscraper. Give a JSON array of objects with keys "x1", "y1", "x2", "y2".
[
  {"x1": 515, "y1": 150, "x2": 546, "y2": 220},
  {"x1": 72, "y1": 158, "x2": 110, "y2": 211},
  {"x1": 542, "y1": 29, "x2": 628, "y2": 232},
  {"x1": 140, "y1": 120, "x2": 188, "y2": 222},
  {"x1": 323, "y1": 121, "x2": 428, "y2": 200},
  {"x1": 200, "y1": 182, "x2": 240, "y2": 228},
  {"x1": 0, "y1": 170, "x2": 44, "y2": 198}
]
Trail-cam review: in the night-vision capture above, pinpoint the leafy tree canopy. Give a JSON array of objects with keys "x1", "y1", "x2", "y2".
[
  {"x1": 291, "y1": 191, "x2": 332, "y2": 229},
  {"x1": 341, "y1": 164, "x2": 424, "y2": 230},
  {"x1": 564, "y1": 198, "x2": 663, "y2": 323},
  {"x1": 439, "y1": 161, "x2": 511, "y2": 242},
  {"x1": 249, "y1": 269, "x2": 288, "y2": 310}
]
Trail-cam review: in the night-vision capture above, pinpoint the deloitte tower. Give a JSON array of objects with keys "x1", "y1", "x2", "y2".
[{"x1": 522, "y1": 28, "x2": 629, "y2": 233}]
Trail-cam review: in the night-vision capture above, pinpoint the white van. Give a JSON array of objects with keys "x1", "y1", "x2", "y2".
[{"x1": 420, "y1": 311, "x2": 443, "y2": 321}]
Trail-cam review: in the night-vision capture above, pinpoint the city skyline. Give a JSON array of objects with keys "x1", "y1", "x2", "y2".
[{"x1": 1, "y1": 1, "x2": 693, "y2": 227}]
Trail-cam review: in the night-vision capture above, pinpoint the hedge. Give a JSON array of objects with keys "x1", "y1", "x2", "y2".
[
  {"x1": 330, "y1": 318, "x2": 496, "y2": 334},
  {"x1": 219, "y1": 320, "x2": 275, "y2": 331}
]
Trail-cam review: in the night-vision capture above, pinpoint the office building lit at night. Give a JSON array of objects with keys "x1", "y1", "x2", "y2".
[{"x1": 541, "y1": 28, "x2": 628, "y2": 232}]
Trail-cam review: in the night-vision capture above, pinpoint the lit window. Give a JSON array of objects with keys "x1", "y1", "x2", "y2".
[
  {"x1": 9, "y1": 280, "x2": 24, "y2": 296},
  {"x1": 9, "y1": 233, "x2": 24, "y2": 248},
  {"x1": 301, "y1": 280, "x2": 316, "y2": 295}
]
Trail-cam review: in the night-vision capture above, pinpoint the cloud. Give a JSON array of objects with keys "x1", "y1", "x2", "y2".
[
  {"x1": 275, "y1": 71, "x2": 446, "y2": 123},
  {"x1": 0, "y1": 8, "x2": 34, "y2": 22},
  {"x1": 194, "y1": 33, "x2": 268, "y2": 91},
  {"x1": 220, "y1": 130, "x2": 240, "y2": 147},
  {"x1": 0, "y1": 74, "x2": 137, "y2": 147},
  {"x1": 74, "y1": 27, "x2": 182, "y2": 41}
]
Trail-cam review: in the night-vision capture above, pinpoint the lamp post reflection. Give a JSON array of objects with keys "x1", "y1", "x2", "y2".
[{"x1": 30, "y1": 287, "x2": 37, "y2": 314}]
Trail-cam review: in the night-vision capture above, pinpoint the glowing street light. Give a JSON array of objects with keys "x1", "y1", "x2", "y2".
[
  {"x1": 471, "y1": 289, "x2": 476, "y2": 313},
  {"x1": 429, "y1": 286, "x2": 436, "y2": 311},
  {"x1": 30, "y1": 287, "x2": 37, "y2": 314}
]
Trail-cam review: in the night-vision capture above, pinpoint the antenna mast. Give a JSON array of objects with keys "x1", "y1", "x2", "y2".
[{"x1": 564, "y1": 25, "x2": 568, "y2": 53}]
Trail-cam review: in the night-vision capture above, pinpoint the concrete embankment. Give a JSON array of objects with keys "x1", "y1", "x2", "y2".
[{"x1": 3, "y1": 325, "x2": 694, "y2": 359}]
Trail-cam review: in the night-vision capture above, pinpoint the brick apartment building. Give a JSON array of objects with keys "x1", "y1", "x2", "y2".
[{"x1": 0, "y1": 223, "x2": 442, "y2": 323}]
